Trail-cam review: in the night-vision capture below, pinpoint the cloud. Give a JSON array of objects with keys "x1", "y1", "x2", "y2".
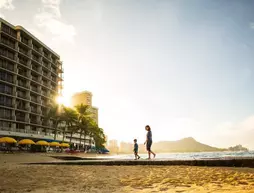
[
  {"x1": 34, "y1": 0, "x2": 76, "y2": 43},
  {"x1": 0, "y1": 0, "x2": 15, "y2": 18},
  {"x1": 250, "y1": 22, "x2": 254, "y2": 29},
  {"x1": 42, "y1": 0, "x2": 61, "y2": 17},
  {"x1": 0, "y1": 0, "x2": 14, "y2": 9}
]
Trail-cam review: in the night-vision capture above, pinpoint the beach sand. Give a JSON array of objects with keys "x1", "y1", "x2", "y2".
[{"x1": 1, "y1": 154, "x2": 254, "y2": 193}]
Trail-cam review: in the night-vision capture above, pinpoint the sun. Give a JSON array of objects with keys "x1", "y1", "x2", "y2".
[{"x1": 56, "y1": 95, "x2": 71, "y2": 107}]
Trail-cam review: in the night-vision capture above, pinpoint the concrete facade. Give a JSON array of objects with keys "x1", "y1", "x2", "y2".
[{"x1": 0, "y1": 18, "x2": 64, "y2": 141}]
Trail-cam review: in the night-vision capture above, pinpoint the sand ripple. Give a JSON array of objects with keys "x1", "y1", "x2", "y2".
[{"x1": 1, "y1": 165, "x2": 254, "y2": 193}]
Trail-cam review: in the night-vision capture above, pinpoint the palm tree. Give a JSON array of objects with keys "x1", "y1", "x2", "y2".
[
  {"x1": 46, "y1": 103, "x2": 64, "y2": 140},
  {"x1": 84, "y1": 119, "x2": 106, "y2": 149},
  {"x1": 61, "y1": 107, "x2": 78, "y2": 143},
  {"x1": 92, "y1": 126, "x2": 106, "y2": 149},
  {"x1": 75, "y1": 104, "x2": 92, "y2": 150}
]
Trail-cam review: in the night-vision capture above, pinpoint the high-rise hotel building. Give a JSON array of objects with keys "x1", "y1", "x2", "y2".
[
  {"x1": 0, "y1": 18, "x2": 63, "y2": 141},
  {"x1": 71, "y1": 91, "x2": 99, "y2": 124}
]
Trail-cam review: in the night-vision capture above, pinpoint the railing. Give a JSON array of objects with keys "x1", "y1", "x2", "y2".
[
  {"x1": 31, "y1": 86, "x2": 38, "y2": 92},
  {"x1": 17, "y1": 106, "x2": 26, "y2": 111},
  {"x1": 17, "y1": 92, "x2": 26, "y2": 99},
  {"x1": 32, "y1": 65, "x2": 38, "y2": 71},
  {"x1": 0, "y1": 76, "x2": 13, "y2": 83},
  {"x1": 1, "y1": 25, "x2": 16, "y2": 38},
  {"x1": 18, "y1": 71, "x2": 26, "y2": 77},
  {"x1": 18, "y1": 81, "x2": 27, "y2": 88},
  {"x1": 0, "y1": 50, "x2": 15, "y2": 60},
  {"x1": 1, "y1": 38, "x2": 15, "y2": 49},
  {"x1": 41, "y1": 90, "x2": 47, "y2": 96},
  {"x1": 31, "y1": 107, "x2": 37, "y2": 113},
  {"x1": 42, "y1": 62, "x2": 49, "y2": 69},
  {"x1": 19, "y1": 47, "x2": 28, "y2": 55},
  {"x1": 16, "y1": 116, "x2": 25, "y2": 122},
  {"x1": 31, "y1": 97, "x2": 38, "y2": 103},
  {"x1": 30, "y1": 119, "x2": 38, "y2": 124},
  {"x1": 21, "y1": 38, "x2": 29, "y2": 45},
  {"x1": 33, "y1": 46, "x2": 40, "y2": 53},
  {"x1": 31, "y1": 76, "x2": 38, "y2": 81},
  {"x1": 51, "y1": 77, "x2": 57, "y2": 82},
  {"x1": 42, "y1": 81, "x2": 48, "y2": 87},
  {"x1": 19, "y1": 58, "x2": 27, "y2": 65},
  {"x1": 32, "y1": 55, "x2": 39, "y2": 62},
  {"x1": 51, "y1": 68, "x2": 57, "y2": 74},
  {"x1": 42, "y1": 71, "x2": 48, "y2": 77},
  {"x1": 15, "y1": 129, "x2": 26, "y2": 133},
  {"x1": 0, "y1": 127, "x2": 12, "y2": 132},
  {"x1": 0, "y1": 62, "x2": 14, "y2": 71}
]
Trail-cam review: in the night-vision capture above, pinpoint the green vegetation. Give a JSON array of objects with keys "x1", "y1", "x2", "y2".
[{"x1": 47, "y1": 103, "x2": 106, "y2": 149}]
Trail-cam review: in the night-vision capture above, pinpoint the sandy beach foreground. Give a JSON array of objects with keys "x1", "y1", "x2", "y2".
[{"x1": 1, "y1": 154, "x2": 254, "y2": 193}]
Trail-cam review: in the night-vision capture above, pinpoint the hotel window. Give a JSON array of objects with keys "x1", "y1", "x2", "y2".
[
  {"x1": 19, "y1": 46, "x2": 28, "y2": 55},
  {"x1": 1, "y1": 23, "x2": 9, "y2": 34},
  {"x1": 0, "y1": 108, "x2": 11, "y2": 119},
  {"x1": 0, "y1": 121, "x2": 11, "y2": 128},
  {"x1": 16, "y1": 111, "x2": 25, "y2": 122},
  {"x1": 30, "y1": 94, "x2": 37, "y2": 103},
  {"x1": 1, "y1": 36, "x2": 15, "y2": 49},
  {"x1": 30, "y1": 104, "x2": 37, "y2": 113},
  {"x1": 0, "y1": 48, "x2": 14, "y2": 60},
  {"x1": 5, "y1": 85, "x2": 12, "y2": 94},
  {"x1": 17, "y1": 89, "x2": 26, "y2": 99},
  {"x1": 19, "y1": 56, "x2": 28, "y2": 65},
  {"x1": 31, "y1": 83, "x2": 37, "y2": 92},
  {"x1": 0, "y1": 95, "x2": 12, "y2": 107},
  {"x1": 21, "y1": 36, "x2": 29, "y2": 45},
  {"x1": 32, "y1": 63, "x2": 38, "y2": 71},
  {"x1": 0, "y1": 71, "x2": 13, "y2": 83},
  {"x1": 16, "y1": 123, "x2": 25, "y2": 130},
  {"x1": 1, "y1": 60, "x2": 15, "y2": 71},
  {"x1": 16, "y1": 99, "x2": 25, "y2": 110},
  {"x1": 41, "y1": 98, "x2": 46, "y2": 106},
  {"x1": 9, "y1": 28, "x2": 16, "y2": 38},
  {"x1": 18, "y1": 78, "x2": 26, "y2": 88},
  {"x1": 31, "y1": 126, "x2": 37, "y2": 131},
  {"x1": 32, "y1": 54, "x2": 39, "y2": 62},
  {"x1": 33, "y1": 44, "x2": 40, "y2": 52},
  {"x1": 0, "y1": 83, "x2": 12, "y2": 95},
  {"x1": 41, "y1": 88, "x2": 47, "y2": 96},
  {"x1": 18, "y1": 67, "x2": 26, "y2": 77}
]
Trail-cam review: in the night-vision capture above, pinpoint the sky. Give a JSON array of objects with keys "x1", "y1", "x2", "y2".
[{"x1": 1, "y1": 0, "x2": 254, "y2": 148}]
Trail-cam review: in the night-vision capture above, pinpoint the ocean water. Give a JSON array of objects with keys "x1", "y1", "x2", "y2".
[{"x1": 99, "y1": 151, "x2": 254, "y2": 160}]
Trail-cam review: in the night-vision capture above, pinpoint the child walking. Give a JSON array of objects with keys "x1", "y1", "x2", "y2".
[{"x1": 133, "y1": 139, "x2": 140, "y2": 160}]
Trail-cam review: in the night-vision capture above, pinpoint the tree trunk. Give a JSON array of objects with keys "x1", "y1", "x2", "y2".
[
  {"x1": 79, "y1": 130, "x2": 82, "y2": 150},
  {"x1": 70, "y1": 132, "x2": 73, "y2": 143},
  {"x1": 54, "y1": 128, "x2": 57, "y2": 140},
  {"x1": 53, "y1": 121, "x2": 58, "y2": 140}
]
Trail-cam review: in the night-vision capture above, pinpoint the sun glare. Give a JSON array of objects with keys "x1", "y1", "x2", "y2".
[{"x1": 56, "y1": 96, "x2": 70, "y2": 107}]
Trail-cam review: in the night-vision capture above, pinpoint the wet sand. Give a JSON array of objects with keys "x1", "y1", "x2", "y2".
[{"x1": 1, "y1": 154, "x2": 254, "y2": 193}]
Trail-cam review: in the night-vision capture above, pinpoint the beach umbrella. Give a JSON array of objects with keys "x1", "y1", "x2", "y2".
[
  {"x1": 18, "y1": 139, "x2": 35, "y2": 145},
  {"x1": 49, "y1": 142, "x2": 60, "y2": 147},
  {"x1": 60, "y1": 143, "x2": 70, "y2": 148},
  {"x1": 36, "y1": 140, "x2": 49, "y2": 146},
  {"x1": 0, "y1": 137, "x2": 17, "y2": 144}
]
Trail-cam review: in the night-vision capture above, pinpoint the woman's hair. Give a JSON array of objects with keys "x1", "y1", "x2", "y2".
[{"x1": 145, "y1": 125, "x2": 151, "y2": 131}]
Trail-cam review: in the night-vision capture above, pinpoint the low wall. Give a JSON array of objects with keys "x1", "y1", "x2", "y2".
[{"x1": 27, "y1": 157, "x2": 254, "y2": 168}]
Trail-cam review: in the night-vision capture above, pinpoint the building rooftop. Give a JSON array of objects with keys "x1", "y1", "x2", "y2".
[{"x1": 0, "y1": 18, "x2": 60, "y2": 58}]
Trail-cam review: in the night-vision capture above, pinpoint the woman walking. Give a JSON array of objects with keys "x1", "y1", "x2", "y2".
[{"x1": 144, "y1": 125, "x2": 156, "y2": 159}]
